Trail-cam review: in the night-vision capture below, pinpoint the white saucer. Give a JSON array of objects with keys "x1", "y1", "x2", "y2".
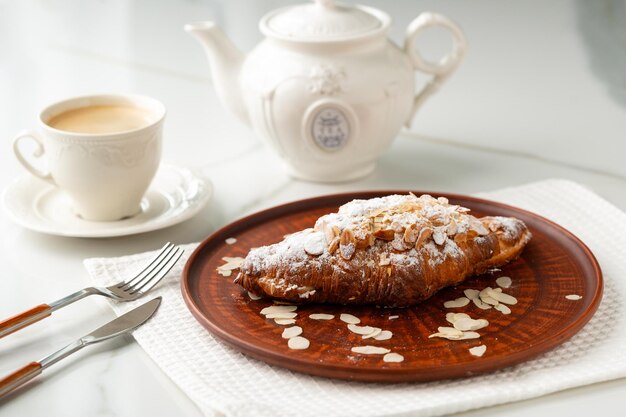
[{"x1": 1, "y1": 164, "x2": 212, "y2": 238}]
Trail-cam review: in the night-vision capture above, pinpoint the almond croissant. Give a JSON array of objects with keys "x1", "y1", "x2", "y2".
[{"x1": 234, "y1": 194, "x2": 531, "y2": 307}]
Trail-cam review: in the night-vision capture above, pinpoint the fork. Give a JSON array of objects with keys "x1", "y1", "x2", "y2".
[{"x1": 0, "y1": 242, "x2": 183, "y2": 339}]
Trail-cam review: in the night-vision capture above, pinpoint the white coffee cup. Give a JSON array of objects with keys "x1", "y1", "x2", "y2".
[{"x1": 13, "y1": 94, "x2": 166, "y2": 221}]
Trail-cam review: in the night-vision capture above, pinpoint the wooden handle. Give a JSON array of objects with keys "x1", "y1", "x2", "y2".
[
  {"x1": 0, "y1": 304, "x2": 52, "y2": 338},
  {"x1": 0, "y1": 362, "x2": 42, "y2": 398}
]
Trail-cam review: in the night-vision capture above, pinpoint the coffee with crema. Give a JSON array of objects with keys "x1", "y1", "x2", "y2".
[{"x1": 48, "y1": 105, "x2": 154, "y2": 134}]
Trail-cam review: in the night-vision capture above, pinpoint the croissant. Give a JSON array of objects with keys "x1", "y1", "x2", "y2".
[{"x1": 234, "y1": 194, "x2": 531, "y2": 307}]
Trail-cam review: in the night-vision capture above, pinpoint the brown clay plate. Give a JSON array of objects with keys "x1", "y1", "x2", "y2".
[{"x1": 181, "y1": 191, "x2": 603, "y2": 382}]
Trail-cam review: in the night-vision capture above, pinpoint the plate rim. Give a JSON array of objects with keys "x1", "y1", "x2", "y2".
[{"x1": 181, "y1": 190, "x2": 603, "y2": 382}]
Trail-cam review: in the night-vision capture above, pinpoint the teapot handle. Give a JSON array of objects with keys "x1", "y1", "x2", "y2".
[{"x1": 404, "y1": 12, "x2": 467, "y2": 127}]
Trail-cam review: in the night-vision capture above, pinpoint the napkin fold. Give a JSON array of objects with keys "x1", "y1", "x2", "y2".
[{"x1": 84, "y1": 179, "x2": 626, "y2": 417}]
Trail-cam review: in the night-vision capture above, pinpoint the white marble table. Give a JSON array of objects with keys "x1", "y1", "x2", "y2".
[{"x1": 1, "y1": 0, "x2": 625, "y2": 416}]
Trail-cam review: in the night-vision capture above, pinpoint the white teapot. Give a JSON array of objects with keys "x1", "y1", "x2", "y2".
[{"x1": 186, "y1": 0, "x2": 466, "y2": 182}]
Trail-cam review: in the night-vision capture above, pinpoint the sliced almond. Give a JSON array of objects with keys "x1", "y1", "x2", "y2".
[
  {"x1": 281, "y1": 326, "x2": 303, "y2": 339},
  {"x1": 566, "y1": 294, "x2": 583, "y2": 300},
  {"x1": 388, "y1": 315, "x2": 399, "y2": 320},
  {"x1": 472, "y1": 298, "x2": 492, "y2": 310},
  {"x1": 347, "y1": 324, "x2": 378, "y2": 335},
  {"x1": 458, "y1": 331, "x2": 481, "y2": 340},
  {"x1": 328, "y1": 236, "x2": 340, "y2": 254},
  {"x1": 443, "y1": 297, "x2": 470, "y2": 309},
  {"x1": 383, "y1": 352, "x2": 404, "y2": 363},
  {"x1": 340, "y1": 243, "x2": 356, "y2": 260},
  {"x1": 446, "y1": 312, "x2": 470, "y2": 324},
  {"x1": 433, "y1": 228, "x2": 446, "y2": 245},
  {"x1": 446, "y1": 220, "x2": 458, "y2": 236},
  {"x1": 495, "y1": 276, "x2": 512, "y2": 288},
  {"x1": 362, "y1": 328, "x2": 383, "y2": 339},
  {"x1": 494, "y1": 303, "x2": 511, "y2": 314},
  {"x1": 469, "y1": 345, "x2": 487, "y2": 357},
  {"x1": 464, "y1": 289, "x2": 480, "y2": 300},
  {"x1": 453, "y1": 317, "x2": 489, "y2": 331},
  {"x1": 217, "y1": 257, "x2": 245, "y2": 276},
  {"x1": 340, "y1": 313, "x2": 361, "y2": 324},
  {"x1": 322, "y1": 221, "x2": 337, "y2": 244},
  {"x1": 217, "y1": 269, "x2": 232, "y2": 277},
  {"x1": 488, "y1": 289, "x2": 518, "y2": 305},
  {"x1": 339, "y1": 229, "x2": 356, "y2": 260},
  {"x1": 265, "y1": 312, "x2": 298, "y2": 319},
  {"x1": 415, "y1": 227, "x2": 433, "y2": 248},
  {"x1": 248, "y1": 292, "x2": 262, "y2": 300},
  {"x1": 481, "y1": 295, "x2": 499, "y2": 306},
  {"x1": 403, "y1": 224, "x2": 419, "y2": 243},
  {"x1": 373, "y1": 229, "x2": 395, "y2": 241},
  {"x1": 304, "y1": 232, "x2": 326, "y2": 256},
  {"x1": 374, "y1": 330, "x2": 393, "y2": 341},
  {"x1": 261, "y1": 305, "x2": 297, "y2": 315},
  {"x1": 351, "y1": 346, "x2": 391, "y2": 355},
  {"x1": 309, "y1": 313, "x2": 334, "y2": 320},
  {"x1": 434, "y1": 326, "x2": 463, "y2": 338},
  {"x1": 391, "y1": 236, "x2": 408, "y2": 251},
  {"x1": 288, "y1": 336, "x2": 310, "y2": 350},
  {"x1": 225, "y1": 237, "x2": 237, "y2": 245},
  {"x1": 274, "y1": 318, "x2": 296, "y2": 325}
]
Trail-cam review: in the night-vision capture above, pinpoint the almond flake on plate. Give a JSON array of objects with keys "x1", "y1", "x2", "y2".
[
  {"x1": 443, "y1": 297, "x2": 470, "y2": 308},
  {"x1": 464, "y1": 289, "x2": 480, "y2": 300},
  {"x1": 309, "y1": 313, "x2": 334, "y2": 320},
  {"x1": 488, "y1": 289, "x2": 518, "y2": 305},
  {"x1": 340, "y1": 313, "x2": 361, "y2": 324},
  {"x1": 469, "y1": 345, "x2": 487, "y2": 357},
  {"x1": 347, "y1": 324, "x2": 378, "y2": 335},
  {"x1": 288, "y1": 336, "x2": 310, "y2": 350},
  {"x1": 453, "y1": 317, "x2": 489, "y2": 331},
  {"x1": 216, "y1": 257, "x2": 245, "y2": 276},
  {"x1": 388, "y1": 315, "x2": 399, "y2": 320},
  {"x1": 566, "y1": 294, "x2": 583, "y2": 300},
  {"x1": 362, "y1": 328, "x2": 383, "y2": 339},
  {"x1": 383, "y1": 352, "x2": 404, "y2": 363},
  {"x1": 374, "y1": 330, "x2": 393, "y2": 341},
  {"x1": 247, "y1": 292, "x2": 262, "y2": 300},
  {"x1": 472, "y1": 297, "x2": 492, "y2": 310},
  {"x1": 430, "y1": 327, "x2": 480, "y2": 340},
  {"x1": 217, "y1": 269, "x2": 232, "y2": 277},
  {"x1": 261, "y1": 305, "x2": 297, "y2": 315},
  {"x1": 494, "y1": 303, "x2": 512, "y2": 314},
  {"x1": 351, "y1": 346, "x2": 391, "y2": 355},
  {"x1": 446, "y1": 312, "x2": 470, "y2": 324},
  {"x1": 496, "y1": 276, "x2": 512, "y2": 288},
  {"x1": 281, "y1": 326, "x2": 303, "y2": 339},
  {"x1": 264, "y1": 312, "x2": 298, "y2": 319},
  {"x1": 274, "y1": 318, "x2": 296, "y2": 325},
  {"x1": 225, "y1": 237, "x2": 237, "y2": 245}
]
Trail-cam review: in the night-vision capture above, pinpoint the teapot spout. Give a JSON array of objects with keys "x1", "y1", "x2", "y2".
[{"x1": 185, "y1": 22, "x2": 249, "y2": 126}]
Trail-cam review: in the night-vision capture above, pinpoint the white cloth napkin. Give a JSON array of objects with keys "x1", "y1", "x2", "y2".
[{"x1": 84, "y1": 179, "x2": 626, "y2": 417}]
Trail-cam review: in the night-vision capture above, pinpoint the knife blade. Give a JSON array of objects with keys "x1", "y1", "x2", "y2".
[{"x1": 0, "y1": 297, "x2": 161, "y2": 398}]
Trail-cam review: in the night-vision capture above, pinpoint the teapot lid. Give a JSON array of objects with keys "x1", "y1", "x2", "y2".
[{"x1": 260, "y1": 0, "x2": 390, "y2": 42}]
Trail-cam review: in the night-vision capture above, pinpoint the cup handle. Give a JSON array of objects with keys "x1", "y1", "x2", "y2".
[
  {"x1": 404, "y1": 12, "x2": 467, "y2": 127},
  {"x1": 13, "y1": 130, "x2": 54, "y2": 184}
]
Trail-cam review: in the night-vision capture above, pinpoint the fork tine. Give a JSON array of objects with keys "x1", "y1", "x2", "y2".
[
  {"x1": 118, "y1": 242, "x2": 175, "y2": 289},
  {"x1": 124, "y1": 245, "x2": 179, "y2": 291},
  {"x1": 131, "y1": 247, "x2": 184, "y2": 295}
]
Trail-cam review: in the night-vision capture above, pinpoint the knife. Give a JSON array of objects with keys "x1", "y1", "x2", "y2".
[{"x1": 0, "y1": 297, "x2": 161, "y2": 398}]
